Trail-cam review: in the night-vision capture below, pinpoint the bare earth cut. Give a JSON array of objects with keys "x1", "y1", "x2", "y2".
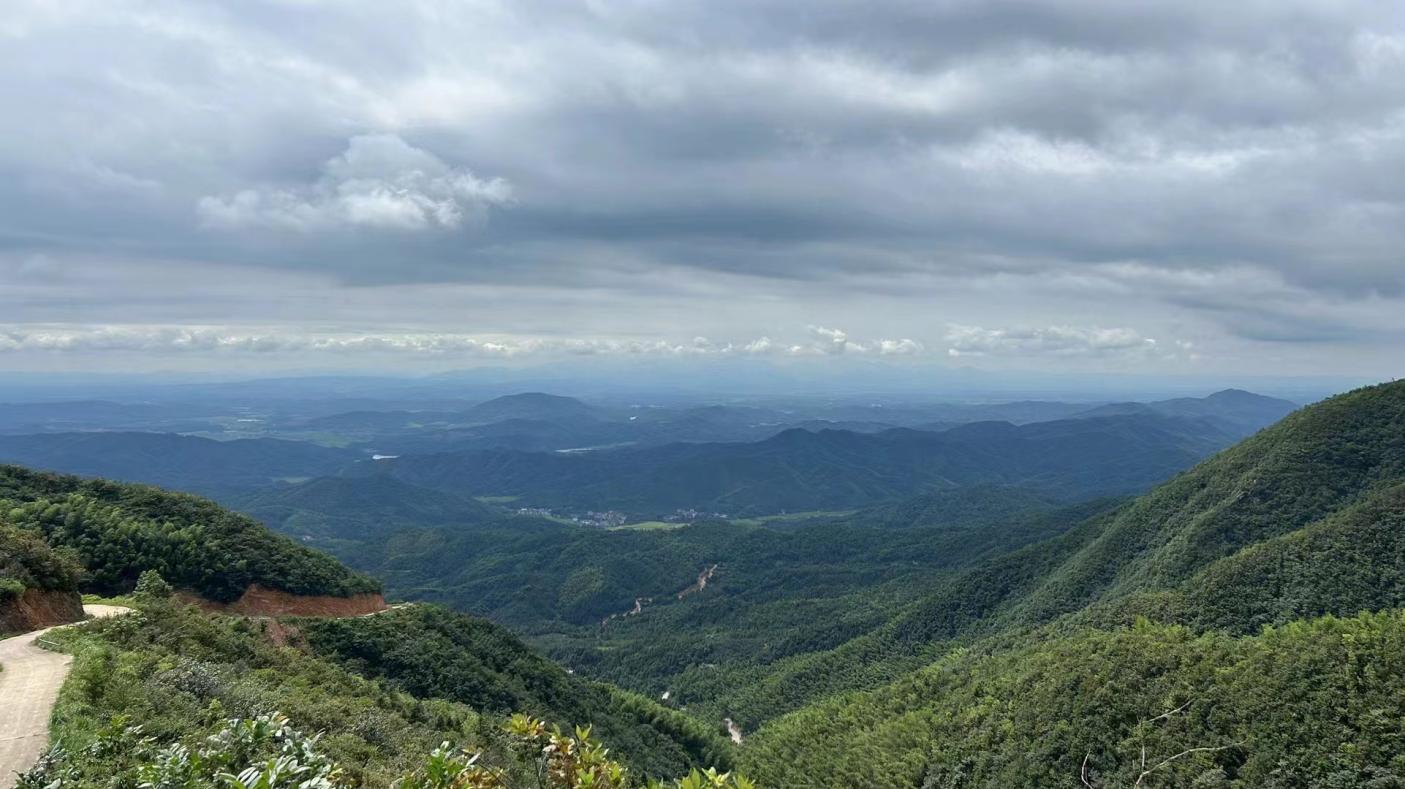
[{"x1": 0, "y1": 605, "x2": 129, "y2": 789}]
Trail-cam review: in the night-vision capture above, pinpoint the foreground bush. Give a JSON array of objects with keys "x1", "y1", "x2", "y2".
[{"x1": 20, "y1": 712, "x2": 753, "y2": 789}]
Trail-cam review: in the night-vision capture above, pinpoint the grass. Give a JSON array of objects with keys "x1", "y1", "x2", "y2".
[{"x1": 81, "y1": 593, "x2": 139, "y2": 607}]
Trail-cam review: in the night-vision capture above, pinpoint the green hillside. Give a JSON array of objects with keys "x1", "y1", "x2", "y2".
[
  {"x1": 37, "y1": 598, "x2": 739, "y2": 787},
  {"x1": 725, "y1": 381, "x2": 1405, "y2": 782},
  {"x1": 744, "y1": 611, "x2": 1405, "y2": 786},
  {"x1": 0, "y1": 464, "x2": 379, "y2": 601},
  {"x1": 235, "y1": 473, "x2": 501, "y2": 543},
  {"x1": 358, "y1": 495, "x2": 1112, "y2": 695},
  {"x1": 301, "y1": 605, "x2": 732, "y2": 778}
]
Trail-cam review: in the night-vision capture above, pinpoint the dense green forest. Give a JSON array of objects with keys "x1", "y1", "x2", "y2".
[
  {"x1": 0, "y1": 464, "x2": 379, "y2": 601},
  {"x1": 352, "y1": 491, "x2": 1114, "y2": 699},
  {"x1": 0, "y1": 519, "x2": 82, "y2": 600},
  {"x1": 743, "y1": 610, "x2": 1405, "y2": 786},
  {"x1": 233, "y1": 474, "x2": 501, "y2": 543},
  {"x1": 690, "y1": 381, "x2": 1405, "y2": 781},
  {"x1": 300, "y1": 605, "x2": 733, "y2": 778},
  {"x1": 640, "y1": 381, "x2": 1403, "y2": 732}
]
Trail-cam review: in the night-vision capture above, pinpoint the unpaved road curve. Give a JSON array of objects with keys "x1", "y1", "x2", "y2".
[{"x1": 0, "y1": 605, "x2": 130, "y2": 789}]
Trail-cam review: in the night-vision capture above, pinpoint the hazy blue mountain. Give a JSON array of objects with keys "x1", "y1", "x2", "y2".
[
  {"x1": 0, "y1": 399, "x2": 222, "y2": 434},
  {"x1": 457, "y1": 392, "x2": 602, "y2": 423},
  {"x1": 0, "y1": 431, "x2": 354, "y2": 497},
  {"x1": 234, "y1": 473, "x2": 502, "y2": 542},
  {"x1": 376, "y1": 412, "x2": 1239, "y2": 517},
  {"x1": 1073, "y1": 388, "x2": 1296, "y2": 435}
]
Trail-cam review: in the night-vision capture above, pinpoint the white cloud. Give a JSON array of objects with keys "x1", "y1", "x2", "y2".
[
  {"x1": 798, "y1": 326, "x2": 924, "y2": 356},
  {"x1": 0, "y1": 325, "x2": 930, "y2": 361},
  {"x1": 197, "y1": 134, "x2": 512, "y2": 232},
  {"x1": 945, "y1": 324, "x2": 1168, "y2": 359}
]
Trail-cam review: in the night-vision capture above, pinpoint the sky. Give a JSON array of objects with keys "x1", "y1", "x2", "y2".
[{"x1": 2, "y1": 1, "x2": 1404, "y2": 380}]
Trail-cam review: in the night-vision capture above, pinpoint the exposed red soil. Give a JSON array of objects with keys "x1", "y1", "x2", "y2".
[
  {"x1": 182, "y1": 584, "x2": 387, "y2": 617},
  {"x1": 0, "y1": 588, "x2": 84, "y2": 634}
]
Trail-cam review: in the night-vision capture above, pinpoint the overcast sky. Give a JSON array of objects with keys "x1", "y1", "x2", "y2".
[{"x1": 2, "y1": 1, "x2": 1404, "y2": 378}]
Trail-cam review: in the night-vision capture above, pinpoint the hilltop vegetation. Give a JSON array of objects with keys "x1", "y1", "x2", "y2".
[
  {"x1": 0, "y1": 464, "x2": 379, "y2": 601},
  {"x1": 36, "y1": 597, "x2": 738, "y2": 786},
  {"x1": 44, "y1": 600, "x2": 482, "y2": 786},
  {"x1": 0, "y1": 520, "x2": 82, "y2": 599}
]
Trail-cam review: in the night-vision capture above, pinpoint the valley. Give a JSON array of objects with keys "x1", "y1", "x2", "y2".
[
  {"x1": 7, "y1": 4, "x2": 1402, "y2": 784},
  {"x1": 4, "y1": 378, "x2": 1405, "y2": 787}
]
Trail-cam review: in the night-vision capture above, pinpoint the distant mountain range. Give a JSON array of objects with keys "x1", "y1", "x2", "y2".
[
  {"x1": 0, "y1": 389, "x2": 1298, "y2": 519},
  {"x1": 373, "y1": 410, "x2": 1258, "y2": 516},
  {"x1": 0, "y1": 431, "x2": 354, "y2": 498}
]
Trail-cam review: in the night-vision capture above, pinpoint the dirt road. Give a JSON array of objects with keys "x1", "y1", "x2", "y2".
[{"x1": 0, "y1": 605, "x2": 129, "y2": 789}]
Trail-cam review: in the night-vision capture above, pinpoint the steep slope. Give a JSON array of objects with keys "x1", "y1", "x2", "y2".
[
  {"x1": 733, "y1": 381, "x2": 1405, "y2": 783},
  {"x1": 744, "y1": 611, "x2": 1405, "y2": 787},
  {"x1": 301, "y1": 605, "x2": 731, "y2": 777},
  {"x1": 692, "y1": 382, "x2": 1403, "y2": 730},
  {"x1": 0, "y1": 521, "x2": 84, "y2": 633},
  {"x1": 0, "y1": 464, "x2": 379, "y2": 602}
]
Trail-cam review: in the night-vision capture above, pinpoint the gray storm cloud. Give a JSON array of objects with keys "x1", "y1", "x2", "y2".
[{"x1": 1, "y1": 0, "x2": 1403, "y2": 374}]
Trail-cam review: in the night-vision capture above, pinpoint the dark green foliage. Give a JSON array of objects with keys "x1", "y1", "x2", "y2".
[
  {"x1": 299, "y1": 605, "x2": 733, "y2": 778},
  {"x1": 831, "y1": 484, "x2": 1059, "y2": 530},
  {"x1": 354, "y1": 496, "x2": 1107, "y2": 716},
  {"x1": 743, "y1": 612, "x2": 1405, "y2": 788},
  {"x1": 133, "y1": 569, "x2": 173, "y2": 600},
  {"x1": 0, "y1": 518, "x2": 83, "y2": 595},
  {"x1": 0, "y1": 464, "x2": 379, "y2": 601},
  {"x1": 1142, "y1": 481, "x2": 1405, "y2": 634}
]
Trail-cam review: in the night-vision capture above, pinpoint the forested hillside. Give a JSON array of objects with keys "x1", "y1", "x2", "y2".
[
  {"x1": 744, "y1": 611, "x2": 1405, "y2": 786},
  {"x1": 301, "y1": 605, "x2": 732, "y2": 778},
  {"x1": 719, "y1": 381, "x2": 1405, "y2": 784},
  {"x1": 354, "y1": 492, "x2": 1115, "y2": 707},
  {"x1": 233, "y1": 474, "x2": 500, "y2": 543},
  {"x1": 0, "y1": 464, "x2": 379, "y2": 601}
]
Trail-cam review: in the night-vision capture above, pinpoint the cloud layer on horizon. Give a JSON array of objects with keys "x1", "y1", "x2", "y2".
[{"x1": 2, "y1": 1, "x2": 1403, "y2": 375}]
